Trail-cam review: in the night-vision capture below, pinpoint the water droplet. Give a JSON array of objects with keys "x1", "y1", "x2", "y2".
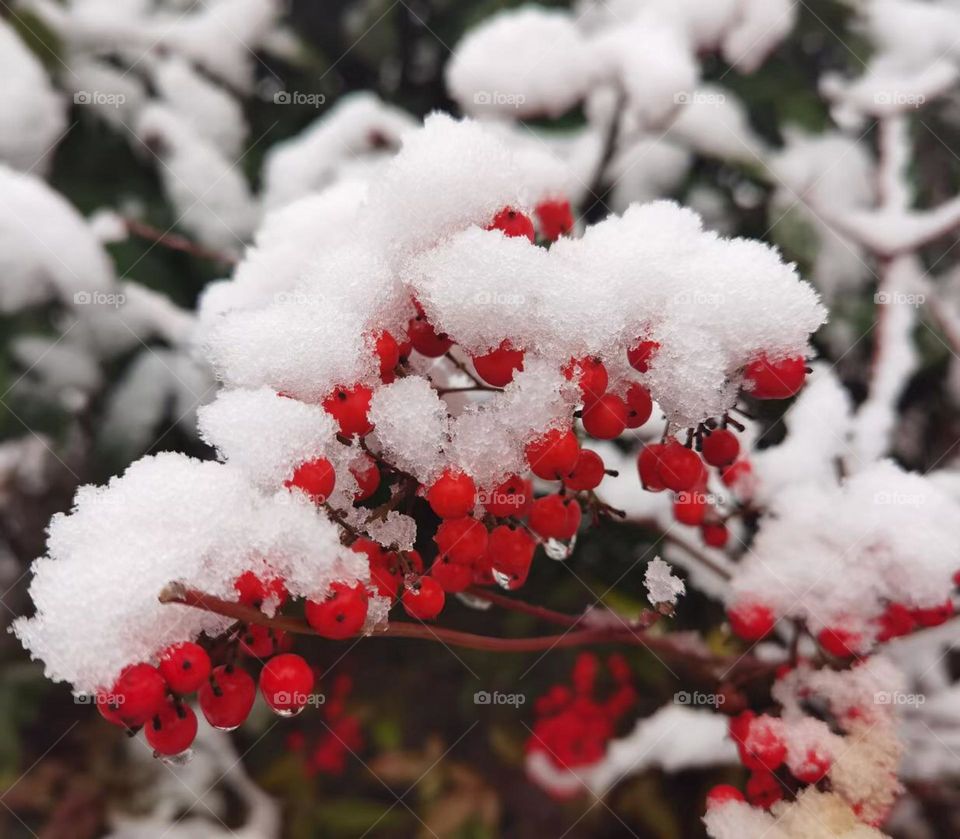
[
  {"x1": 211, "y1": 723, "x2": 240, "y2": 732},
  {"x1": 160, "y1": 749, "x2": 194, "y2": 766},
  {"x1": 273, "y1": 705, "x2": 304, "y2": 718},
  {"x1": 492, "y1": 569, "x2": 513, "y2": 590},
  {"x1": 544, "y1": 538, "x2": 573, "y2": 560}
]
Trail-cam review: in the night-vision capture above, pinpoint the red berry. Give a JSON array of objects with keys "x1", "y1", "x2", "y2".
[
  {"x1": 875, "y1": 602, "x2": 915, "y2": 641},
  {"x1": 656, "y1": 441, "x2": 705, "y2": 492},
  {"x1": 910, "y1": 599, "x2": 954, "y2": 628},
  {"x1": 529, "y1": 495, "x2": 582, "y2": 540},
  {"x1": 673, "y1": 491, "x2": 706, "y2": 526},
  {"x1": 627, "y1": 339, "x2": 659, "y2": 373},
  {"x1": 637, "y1": 444, "x2": 667, "y2": 492},
  {"x1": 701, "y1": 522, "x2": 729, "y2": 548},
  {"x1": 238, "y1": 624, "x2": 285, "y2": 657},
  {"x1": 624, "y1": 384, "x2": 653, "y2": 428},
  {"x1": 158, "y1": 642, "x2": 211, "y2": 695},
  {"x1": 563, "y1": 449, "x2": 605, "y2": 492},
  {"x1": 402, "y1": 577, "x2": 446, "y2": 619},
  {"x1": 525, "y1": 428, "x2": 580, "y2": 480},
  {"x1": 487, "y1": 207, "x2": 535, "y2": 242},
  {"x1": 721, "y1": 460, "x2": 753, "y2": 489},
  {"x1": 322, "y1": 384, "x2": 374, "y2": 436},
  {"x1": 407, "y1": 316, "x2": 453, "y2": 357},
  {"x1": 728, "y1": 601, "x2": 776, "y2": 641},
  {"x1": 535, "y1": 198, "x2": 574, "y2": 241},
  {"x1": 791, "y1": 748, "x2": 831, "y2": 784},
  {"x1": 729, "y1": 711, "x2": 755, "y2": 745},
  {"x1": 350, "y1": 454, "x2": 381, "y2": 502},
  {"x1": 472, "y1": 341, "x2": 524, "y2": 387},
  {"x1": 370, "y1": 551, "x2": 402, "y2": 599},
  {"x1": 259, "y1": 653, "x2": 315, "y2": 715},
  {"x1": 434, "y1": 517, "x2": 488, "y2": 564},
  {"x1": 427, "y1": 469, "x2": 476, "y2": 519},
  {"x1": 111, "y1": 663, "x2": 168, "y2": 727},
  {"x1": 145, "y1": 701, "x2": 198, "y2": 755},
  {"x1": 198, "y1": 665, "x2": 256, "y2": 730},
  {"x1": 306, "y1": 582, "x2": 369, "y2": 639},
  {"x1": 287, "y1": 457, "x2": 336, "y2": 503},
  {"x1": 582, "y1": 393, "x2": 628, "y2": 440},
  {"x1": 744, "y1": 355, "x2": 806, "y2": 399},
  {"x1": 482, "y1": 474, "x2": 533, "y2": 517},
  {"x1": 234, "y1": 571, "x2": 288, "y2": 610},
  {"x1": 745, "y1": 770, "x2": 783, "y2": 808},
  {"x1": 431, "y1": 555, "x2": 474, "y2": 593},
  {"x1": 374, "y1": 331, "x2": 400, "y2": 382},
  {"x1": 740, "y1": 716, "x2": 786, "y2": 772},
  {"x1": 486, "y1": 525, "x2": 537, "y2": 586},
  {"x1": 96, "y1": 692, "x2": 128, "y2": 727},
  {"x1": 706, "y1": 784, "x2": 745, "y2": 808},
  {"x1": 702, "y1": 429, "x2": 740, "y2": 467},
  {"x1": 564, "y1": 357, "x2": 608, "y2": 404},
  {"x1": 818, "y1": 626, "x2": 862, "y2": 658}
]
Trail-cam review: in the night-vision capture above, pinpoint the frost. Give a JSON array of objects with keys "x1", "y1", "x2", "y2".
[{"x1": 644, "y1": 557, "x2": 685, "y2": 606}]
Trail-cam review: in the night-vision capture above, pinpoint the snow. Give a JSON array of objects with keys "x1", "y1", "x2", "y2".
[
  {"x1": 644, "y1": 556, "x2": 685, "y2": 606},
  {"x1": 730, "y1": 461, "x2": 960, "y2": 638},
  {"x1": 445, "y1": 7, "x2": 595, "y2": 119},
  {"x1": 135, "y1": 105, "x2": 260, "y2": 253},
  {"x1": 528, "y1": 704, "x2": 735, "y2": 797},
  {"x1": 13, "y1": 453, "x2": 368, "y2": 693},
  {"x1": 0, "y1": 17, "x2": 66, "y2": 174},
  {"x1": 261, "y1": 93, "x2": 415, "y2": 210}
]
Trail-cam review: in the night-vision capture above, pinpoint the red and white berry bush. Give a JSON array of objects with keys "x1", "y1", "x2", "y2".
[{"x1": 10, "y1": 80, "x2": 960, "y2": 839}]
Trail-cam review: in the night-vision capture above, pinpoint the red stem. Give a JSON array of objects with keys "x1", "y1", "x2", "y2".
[{"x1": 159, "y1": 584, "x2": 774, "y2": 681}]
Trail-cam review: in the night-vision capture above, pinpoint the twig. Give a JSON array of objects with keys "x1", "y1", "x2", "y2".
[
  {"x1": 124, "y1": 218, "x2": 238, "y2": 264},
  {"x1": 159, "y1": 584, "x2": 777, "y2": 682}
]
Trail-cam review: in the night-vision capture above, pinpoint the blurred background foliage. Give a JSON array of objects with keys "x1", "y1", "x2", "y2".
[{"x1": 1, "y1": 1, "x2": 958, "y2": 837}]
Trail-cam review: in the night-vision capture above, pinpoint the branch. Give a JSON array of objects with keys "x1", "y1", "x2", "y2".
[
  {"x1": 124, "y1": 218, "x2": 238, "y2": 265},
  {"x1": 159, "y1": 584, "x2": 777, "y2": 683}
]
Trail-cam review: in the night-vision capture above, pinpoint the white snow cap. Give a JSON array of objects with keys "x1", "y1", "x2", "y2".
[
  {"x1": 446, "y1": 7, "x2": 596, "y2": 119},
  {"x1": 0, "y1": 18, "x2": 66, "y2": 174},
  {"x1": 731, "y1": 461, "x2": 960, "y2": 636},
  {"x1": 13, "y1": 453, "x2": 368, "y2": 693}
]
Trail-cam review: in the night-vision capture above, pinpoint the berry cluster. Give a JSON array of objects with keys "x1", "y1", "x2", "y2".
[
  {"x1": 526, "y1": 653, "x2": 636, "y2": 773},
  {"x1": 96, "y1": 572, "x2": 322, "y2": 757}
]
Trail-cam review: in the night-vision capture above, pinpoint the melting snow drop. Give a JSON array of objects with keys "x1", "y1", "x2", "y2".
[
  {"x1": 159, "y1": 750, "x2": 194, "y2": 767},
  {"x1": 492, "y1": 569, "x2": 513, "y2": 590},
  {"x1": 273, "y1": 706, "x2": 304, "y2": 719},
  {"x1": 544, "y1": 537, "x2": 574, "y2": 561}
]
